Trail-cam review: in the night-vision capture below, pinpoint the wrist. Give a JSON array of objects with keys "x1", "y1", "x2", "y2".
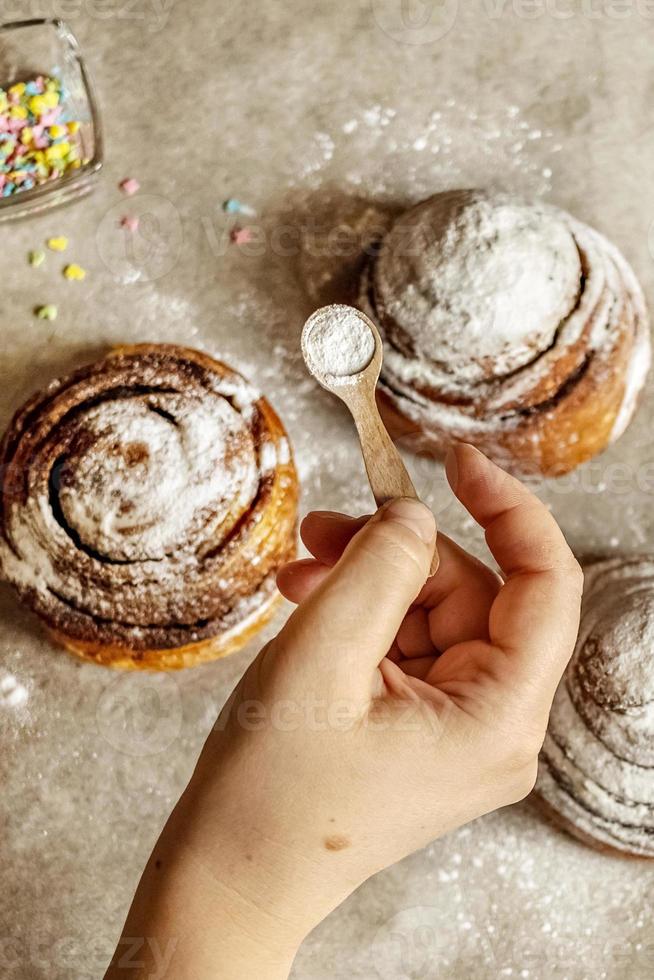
[
  {"x1": 105, "y1": 825, "x2": 301, "y2": 980},
  {"x1": 176, "y1": 835, "x2": 306, "y2": 966}
]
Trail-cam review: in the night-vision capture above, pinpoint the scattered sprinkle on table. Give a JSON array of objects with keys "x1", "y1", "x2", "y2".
[
  {"x1": 223, "y1": 198, "x2": 256, "y2": 216},
  {"x1": 28, "y1": 249, "x2": 45, "y2": 267},
  {"x1": 120, "y1": 215, "x2": 139, "y2": 232},
  {"x1": 230, "y1": 225, "x2": 253, "y2": 245},
  {"x1": 119, "y1": 177, "x2": 140, "y2": 196},
  {"x1": 35, "y1": 304, "x2": 57, "y2": 320},
  {"x1": 0, "y1": 76, "x2": 85, "y2": 198},
  {"x1": 63, "y1": 263, "x2": 86, "y2": 281},
  {"x1": 47, "y1": 236, "x2": 68, "y2": 251}
]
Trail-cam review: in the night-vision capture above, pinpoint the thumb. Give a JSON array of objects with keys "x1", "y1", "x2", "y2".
[{"x1": 277, "y1": 499, "x2": 436, "y2": 681}]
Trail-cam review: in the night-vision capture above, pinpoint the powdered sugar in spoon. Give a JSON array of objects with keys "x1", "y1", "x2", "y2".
[{"x1": 301, "y1": 304, "x2": 439, "y2": 575}]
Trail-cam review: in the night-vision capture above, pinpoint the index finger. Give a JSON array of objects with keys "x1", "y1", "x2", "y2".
[{"x1": 446, "y1": 444, "x2": 583, "y2": 697}]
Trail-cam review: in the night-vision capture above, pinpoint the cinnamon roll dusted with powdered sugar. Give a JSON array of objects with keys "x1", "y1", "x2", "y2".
[
  {"x1": 360, "y1": 189, "x2": 651, "y2": 476},
  {"x1": 537, "y1": 556, "x2": 654, "y2": 858},
  {"x1": 0, "y1": 344, "x2": 298, "y2": 670}
]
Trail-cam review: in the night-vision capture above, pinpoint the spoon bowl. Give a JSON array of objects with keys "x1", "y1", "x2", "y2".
[{"x1": 302, "y1": 304, "x2": 382, "y2": 394}]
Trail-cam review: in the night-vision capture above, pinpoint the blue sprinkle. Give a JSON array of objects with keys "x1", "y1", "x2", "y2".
[{"x1": 223, "y1": 198, "x2": 241, "y2": 213}]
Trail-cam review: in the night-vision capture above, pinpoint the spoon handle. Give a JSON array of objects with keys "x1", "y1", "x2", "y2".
[{"x1": 348, "y1": 387, "x2": 439, "y2": 574}]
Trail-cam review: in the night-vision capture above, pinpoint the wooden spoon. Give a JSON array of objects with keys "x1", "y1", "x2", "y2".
[{"x1": 301, "y1": 304, "x2": 439, "y2": 575}]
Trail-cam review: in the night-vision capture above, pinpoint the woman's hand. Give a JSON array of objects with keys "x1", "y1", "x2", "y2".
[{"x1": 105, "y1": 444, "x2": 583, "y2": 980}]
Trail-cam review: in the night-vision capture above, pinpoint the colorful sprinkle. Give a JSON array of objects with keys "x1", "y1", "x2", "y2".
[
  {"x1": 119, "y1": 178, "x2": 140, "y2": 196},
  {"x1": 230, "y1": 225, "x2": 253, "y2": 245},
  {"x1": 35, "y1": 304, "x2": 57, "y2": 320},
  {"x1": 223, "y1": 198, "x2": 257, "y2": 217},
  {"x1": 0, "y1": 76, "x2": 84, "y2": 198},
  {"x1": 47, "y1": 236, "x2": 68, "y2": 252},
  {"x1": 63, "y1": 263, "x2": 86, "y2": 281},
  {"x1": 120, "y1": 214, "x2": 139, "y2": 232},
  {"x1": 28, "y1": 249, "x2": 45, "y2": 267}
]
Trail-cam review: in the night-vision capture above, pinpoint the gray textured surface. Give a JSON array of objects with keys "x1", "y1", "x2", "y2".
[{"x1": 1, "y1": 2, "x2": 654, "y2": 978}]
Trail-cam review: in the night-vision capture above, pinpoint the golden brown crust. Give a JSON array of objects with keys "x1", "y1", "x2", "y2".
[
  {"x1": 46, "y1": 589, "x2": 284, "y2": 671},
  {"x1": 0, "y1": 343, "x2": 298, "y2": 670},
  {"x1": 377, "y1": 312, "x2": 638, "y2": 476}
]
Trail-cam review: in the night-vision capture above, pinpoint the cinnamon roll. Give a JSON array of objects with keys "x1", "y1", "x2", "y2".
[
  {"x1": 0, "y1": 344, "x2": 298, "y2": 670},
  {"x1": 537, "y1": 556, "x2": 654, "y2": 859},
  {"x1": 360, "y1": 189, "x2": 651, "y2": 477}
]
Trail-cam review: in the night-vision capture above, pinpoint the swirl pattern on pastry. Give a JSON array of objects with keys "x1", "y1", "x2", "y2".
[
  {"x1": 0, "y1": 344, "x2": 298, "y2": 670},
  {"x1": 360, "y1": 189, "x2": 651, "y2": 476},
  {"x1": 537, "y1": 556, "x2": 654, "y2": 858}
]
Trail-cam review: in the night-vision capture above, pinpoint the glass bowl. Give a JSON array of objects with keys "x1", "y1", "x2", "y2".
[{"x1": 0, "y1": 18, "x2": 102, "y2": 222}]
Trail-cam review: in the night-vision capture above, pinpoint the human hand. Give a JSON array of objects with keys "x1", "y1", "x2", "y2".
[{"x1": 105, "y1": 444, "x2": 583, "y2": 980}]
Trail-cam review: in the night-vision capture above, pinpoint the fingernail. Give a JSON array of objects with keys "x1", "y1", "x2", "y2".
[
  {"x1": 462, "y1": 442, "x2": 485, "y2": 456},
  {"x1": 382, "y1": 498, "x2": 436, "y2": 544},
  {"x1": 445, "y1": 446, "x2": 459, "y2": 491}
]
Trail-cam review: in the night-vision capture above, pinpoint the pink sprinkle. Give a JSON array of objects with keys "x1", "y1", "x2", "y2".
[
  {"x1": 40, "y1": 108, "x2": 61, "y2": 126},
  {"x1": 120, "y1": 178, "x2": 140, "y2": 196},
  {"x1": 120, "y1": 215, "x2": 139, "y2": 232},
  {"x1": 230, "y1": 225, "x2": 253, "y2": 246},
  {"x1": 0, "y1": 175, "x2": 5, "y2": 190},
  {"x1": 35, "y1": 76, "x2": 45, "y2": 93},
  {"x1": 0, "y1": 115, "x2": 9, "y2": 133}
]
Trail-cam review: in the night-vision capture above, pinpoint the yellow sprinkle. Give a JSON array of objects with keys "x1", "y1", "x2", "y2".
[
  {"x1": 67, "y1": 120, "x2": 80, "y2": 135},
  {"x1": 48, "y1": 124, "x2": 66, "y2": 139},
  {"x1": 63, "y1": 263, "x2": 86, "y2": 281},
  {"x1": 8, "y1": 82, "x2": 26, "y2": 98},
  {"x1": 0, "y1": 93, "x2": 8, "y2": 112},
  {"x1": 45, "y1": 143, "x2": 70, "y2": 163},
  {"x1": 42, "y1": 91, "x2": 59, "y2": 109},
  {"x1": 47, "y1": 236, "x2": 68, "y2": 252},
  {"x1": 69, "y1": 159, "x2": 81, "y2": 170},
  {"x1": 29, "y1": 95, "x2": 46, "y2": 116},
  {"x1": 9, "y1": 105, "x2": 28, "y2": 120},
  {"x1": 20, "y1": 127, "x2": 33, "y2": 145},
  {"x1": 45, "y1": 79, "x2": 58, "y2": 92}
]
